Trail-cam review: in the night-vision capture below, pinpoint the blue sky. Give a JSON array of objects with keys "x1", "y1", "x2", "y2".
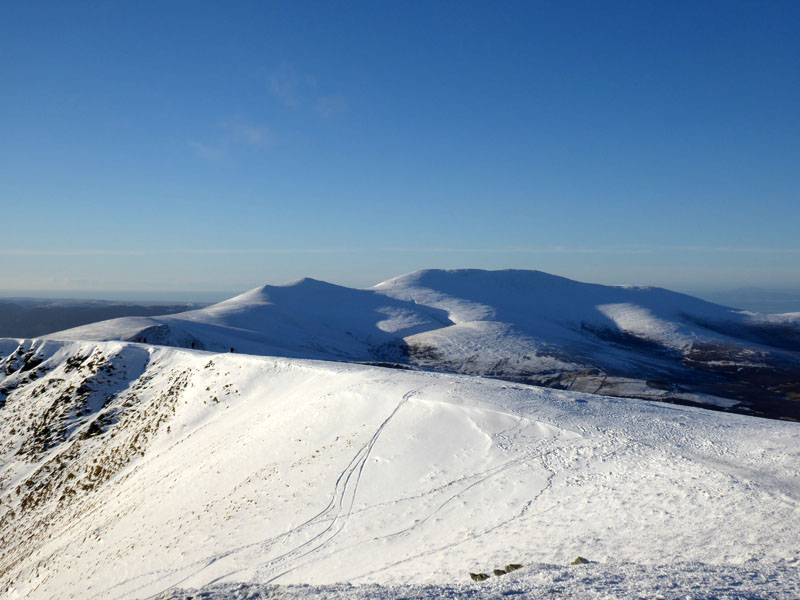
[{"x1": 1, "y1": 0, "x2": 799, "y2": 295}]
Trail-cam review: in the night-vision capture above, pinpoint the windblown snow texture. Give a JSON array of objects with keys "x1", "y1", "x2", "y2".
[{"x1": 1, "y1": 339, "x2": 798, "y2": 599}]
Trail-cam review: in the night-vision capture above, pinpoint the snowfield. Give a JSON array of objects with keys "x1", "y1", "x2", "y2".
[{"x1": 1, "y1": 338, "x2": 799, "y2": 599}]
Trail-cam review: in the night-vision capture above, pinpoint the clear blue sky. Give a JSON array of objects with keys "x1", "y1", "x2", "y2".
[{"x1": 2, "y1": 0, "x2": 798, "y2": 296}]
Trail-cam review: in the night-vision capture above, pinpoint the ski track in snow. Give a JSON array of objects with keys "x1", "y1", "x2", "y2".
[
  {"x1": 350, "y1": 460, "x2": 558, "y2": 583},
  {"x1": 2, "y1": 339, "x2": 799, "y2": 600},
  {"x1": 130, "y1": 390, "x2": 421, "y2": 598},
  {"x1": 260, "y1": 415, "x2": 595, "y2": 585}
]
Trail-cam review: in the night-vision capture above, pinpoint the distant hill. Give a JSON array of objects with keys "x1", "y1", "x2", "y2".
[
  {"x1": 0, "y1": 299, "x2": 203, "y2": 338},
  {"x1": 45, "y1": 269, "x2": 800, "y2": 419}
]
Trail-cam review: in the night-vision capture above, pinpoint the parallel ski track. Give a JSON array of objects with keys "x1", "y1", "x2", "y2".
[{"x1": 119, "y1": 389, "x2": 420, "y2": 600}]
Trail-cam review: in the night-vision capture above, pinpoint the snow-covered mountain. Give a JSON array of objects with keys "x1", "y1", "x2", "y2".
[
  {"x1": 46, "y1": 277, "x2": 451, "y2": 359},
  {"x1": 47, "y1": 269, "x2": 800, "y2": 419},
  {"x1": 1, "y1": 338, "x2": 798, "y2": 599}
]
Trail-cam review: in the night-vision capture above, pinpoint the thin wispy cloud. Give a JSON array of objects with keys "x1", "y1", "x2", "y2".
[
  {"x1": 315, "y1": 94, "x2": 347, "y2": 118},
  {"x1": 269, "y1": 63, "x2": 316, "y2": 107},
  {"x1": 230, "y1": 124, "x2": 275, "y2": 146},
  {"x1": 269, "y1": 63, "x2": 346, "y2": 117},
  {"x1": 372, "y1": 246, "x2": 653, "y2": 255},
  {"x1": 188, "y1": 121, "x2": 275, "y2": 162},
  {"x1": 187, "y1": 140, "x2": 225, "y2": 162},
  {"x1": 0, "y1": 248, "x2": 364, "y2": 257},
  {"x1": 6, "y1": 246, "x2": 800, "y2": 258},
  {"x1": 674, "y1": 246, "x2": 800, "y2": 254},
  {"x1": 0, "y1": 249, "x2": 161, "y2": 257}
]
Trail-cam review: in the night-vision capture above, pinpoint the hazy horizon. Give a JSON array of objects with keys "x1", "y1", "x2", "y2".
[{"x1": 3, "y1": 273, "x2": 800, "y2": 314}]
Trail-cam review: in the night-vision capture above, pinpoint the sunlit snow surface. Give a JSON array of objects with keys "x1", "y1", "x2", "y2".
[
  {"x1": 51, "y1": 268, "x2": 771, "y2": 358},
  {"x1": 1, "y1": 339, "x2": 798, "y2": 599},
  {"x1": 158, "y1": 561, "x2": 800, "y2": 600}
]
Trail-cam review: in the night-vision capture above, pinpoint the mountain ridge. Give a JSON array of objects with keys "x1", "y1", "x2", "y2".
[{"x1": 44, "y1": 269, "x2": 800, "y2": 419}]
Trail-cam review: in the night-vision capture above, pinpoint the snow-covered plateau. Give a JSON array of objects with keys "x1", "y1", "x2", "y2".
[
  {"x1": 47, "y1": 269, "x2": 800, "y2": 420},
  {"x1": 1, "y1": 337, "x2": 799, "y2": 599}
]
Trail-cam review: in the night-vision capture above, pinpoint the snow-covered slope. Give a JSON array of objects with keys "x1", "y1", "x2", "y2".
[
  {"x1": 1, "y1": 338, "x2": 799, "y2": 599},
  {"x1": 376, "y1": 268, "x2": 800, "y2": 365},
  {"x1": 376, "y1": 270, "x2": 800, "y2": 418},
  {"x1": 47, "y1": 278, "x2": 451, "y2": 360},
  {"x1": 47, "y1": 269, "x2": 800, "y2": 418}
]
